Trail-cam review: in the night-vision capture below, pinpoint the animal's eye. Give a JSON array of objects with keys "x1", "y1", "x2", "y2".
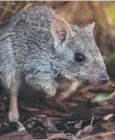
[{"x1": 74, "y1": 52, "x2": 85, "y2": 62}]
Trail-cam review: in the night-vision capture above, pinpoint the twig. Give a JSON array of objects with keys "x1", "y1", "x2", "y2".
[
  {"x1": 0, "y1": 33, "x2": 14, "y2": 41},
  {"x1": 94, "y1": 131, "x2": 115, "y2": 138},
  {"x1": 39, "y1": 133, "x2": 72, "y2": 140}
]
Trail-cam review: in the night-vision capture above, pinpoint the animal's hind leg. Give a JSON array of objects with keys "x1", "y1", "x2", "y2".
[
  {"x1": 4, "y1": 72, "x2": 25, "y2": 131},
  {"x1": 7, "y1": 73, "x2": 19, "y2": 122},
  {"x1": 9, "y1": 91, "x2": 25, "y2": 131},
  {"x1": 8, "y1": 92, "x2": 19, "y2": 122}
]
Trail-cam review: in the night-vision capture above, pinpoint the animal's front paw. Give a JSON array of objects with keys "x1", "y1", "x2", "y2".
[{"x1": 46, "y1": 87, "x2": 56, "y2": 97}]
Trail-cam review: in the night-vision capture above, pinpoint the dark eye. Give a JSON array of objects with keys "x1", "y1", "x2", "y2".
[{"x1": 74, "y1": 52, "x2": 85, "y2": 62}]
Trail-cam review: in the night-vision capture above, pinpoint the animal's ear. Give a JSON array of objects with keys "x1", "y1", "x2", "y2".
[
  {"x1": 51, "y1": 18, "x2": 72, "y2": 45},
  {"x1": 84, "y1": 22, "x2": 95, "y2": 34}
]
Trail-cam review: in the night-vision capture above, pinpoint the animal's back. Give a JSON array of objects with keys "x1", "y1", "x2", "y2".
[
  {"x1": 0, "y1": 7, "x2": 55, "y2": 69},
  {"x1": 0, "y1": 32, "x2": 14, "y2": 73}
]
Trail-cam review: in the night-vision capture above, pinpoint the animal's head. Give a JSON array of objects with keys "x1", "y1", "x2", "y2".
[{"x1": 51, "y1": 18, "x2": 109, "y2": 85}]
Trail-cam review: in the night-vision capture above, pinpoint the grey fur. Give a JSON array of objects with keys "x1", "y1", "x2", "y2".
[{"x1": 0, "y1": 7, "x2": 108, "y2": 120}]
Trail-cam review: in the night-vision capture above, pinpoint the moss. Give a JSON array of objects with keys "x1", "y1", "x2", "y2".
[
  {"x1": 105, "y1": 52, "x2": 115, "y2": 64},
  {"x1": 108, "y1": 4, "x2": 115, "y2": 25}
]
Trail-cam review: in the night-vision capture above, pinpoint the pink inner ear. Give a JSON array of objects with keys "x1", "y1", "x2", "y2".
[
  {"x1": 51, "y1": 18, "x2": 72, "y2": 44},
  {"x1": 56, "y1": 30, "x2": 67, "y2": 41}
]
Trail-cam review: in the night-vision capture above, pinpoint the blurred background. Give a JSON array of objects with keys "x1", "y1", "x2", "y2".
[{"x1": 0, "y1": 1, "x2": 115, "y2": 80}]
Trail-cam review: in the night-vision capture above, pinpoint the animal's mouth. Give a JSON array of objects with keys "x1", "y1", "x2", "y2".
[
  {"x1": 88, "y1": 78, "x2": 109, "y2": 86},
  {"x1": 59, "y1": 70, "x2": 109, "y2": 85}
]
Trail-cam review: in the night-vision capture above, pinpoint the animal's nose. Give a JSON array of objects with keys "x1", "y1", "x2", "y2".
[{"x1": 99, "y1": 72, "x2": 109, "y2": 84}]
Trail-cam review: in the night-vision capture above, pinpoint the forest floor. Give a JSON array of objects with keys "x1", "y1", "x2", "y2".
[
  {"x1": 0, "y1": 81, "x2": 115, "y2": 140},
  {"x1": 0, "y1": 2, "x2": 115, "y2": 140}
]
